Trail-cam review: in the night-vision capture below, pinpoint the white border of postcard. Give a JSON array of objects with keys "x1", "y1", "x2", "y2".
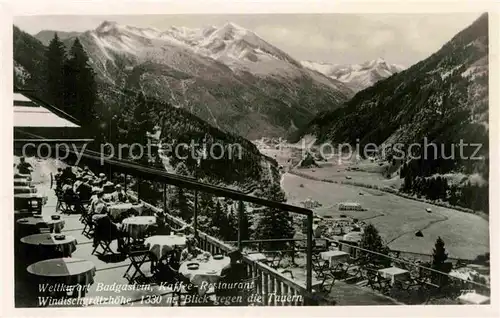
[{"x1": 1, "y1": 0, "x2": 499, "y2": 317}]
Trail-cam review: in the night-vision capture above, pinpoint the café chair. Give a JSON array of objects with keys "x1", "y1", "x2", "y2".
[{"x1": 123, "y1": 249, "x2": 158, "y2": 284}]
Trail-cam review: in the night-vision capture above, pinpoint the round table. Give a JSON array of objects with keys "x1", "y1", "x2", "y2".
[
  {"x1": 14, "y1": 193, "x2": 46, "y2": 211},
  {"x1": 179, "y1": 255, "x2": 230, "y2": 288},
  {"x1": 17, "y1": 216, "x2": 65, "y2": 233},
  {"x1": 145, "y1": 235, "x2": 187, "y2": 260},
  {"x1": 27, "y1": 258, "x2": 96, "y2": 296},
  {"x1": 108, "y1": 203, "x2": 145, "y2": 220},
  {"x1": 21, "y1": 233, "x2": 77, "y2": 257},
  {"x1": 122, "y1": 216, "x2": 156, "y2": 239}
]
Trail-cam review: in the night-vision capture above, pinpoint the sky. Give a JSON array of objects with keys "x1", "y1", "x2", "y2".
[{"x1": 14, "y1": 13, "x2": 483, "y2": 66}]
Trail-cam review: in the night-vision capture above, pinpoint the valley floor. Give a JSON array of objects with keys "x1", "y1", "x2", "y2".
[{"x1": 281, "y1": 172, "x2": 489, "y2": 261}]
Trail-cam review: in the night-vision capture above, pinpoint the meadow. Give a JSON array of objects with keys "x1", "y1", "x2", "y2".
[{"x1": 282, "y1": 173, "x2": 489, "y2": 260}]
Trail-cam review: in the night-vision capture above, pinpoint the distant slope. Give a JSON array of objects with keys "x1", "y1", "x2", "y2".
[
  {"x1": 298, "y1": 13, "x2": 488, "y2": 178},
  {"x1": 34, "y1": 30, "x2": 81, "y2": 46},
  {"x1": 13, "y1": 26, "x2": 46, "y2": 88},
  {"x1": 301, "y1": 58, "x2": 405, "y2": 92}
]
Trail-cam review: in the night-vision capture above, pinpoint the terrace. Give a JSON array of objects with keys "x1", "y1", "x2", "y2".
[{"x1": 14, "y1": 151, "x2": 326, "y2": 307}]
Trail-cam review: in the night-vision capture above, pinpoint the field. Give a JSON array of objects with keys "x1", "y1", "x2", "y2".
[
  {"x1": 282, "y1": 173, "x2": 489, "y2": 260},
  {"x1": 292, "y1": 159, "x2": 402, "y2": 189}
]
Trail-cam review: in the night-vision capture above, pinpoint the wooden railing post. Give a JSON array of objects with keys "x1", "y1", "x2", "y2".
[
  {"x1": 237, "y1": 200, "x2": 243, "y2": 250},
  {"x1": 306, "y1": 212, "x2": 313, "y2": 293},
  {"x1": 194, "y1": 190, "x2": 198, "y2": 237},
  {"x1": 163, "y1": 183, "x2": 167, "y2": 213},
  {"x1": 137, "y1": 177, "x2": 141, "y2": 202},
  {"x1": 124, "y1": 174, "x2": 127, "y2": 193}
]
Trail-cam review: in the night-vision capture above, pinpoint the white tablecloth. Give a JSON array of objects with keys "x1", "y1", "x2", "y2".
[
  {"x1": 17, "y1": 216, "x2": 65, "y2": 232},
  {"x1": 378, "y1": 267, "x2": 411, "y2": 285},
  {"x1": 21, "y1": 233, "x2": 77, "y2": 256},
  {"x1": 145, "y1": 235, "x2": 187, "y2": 259},
  {"x1": 108, "y1": 203, "x2": 144, "y2": 219},
  {"x1": 179, "y1": 256, "x2": 230, "y2": 288},
  {"x1": 122, "y1": 216, "x2": 156, "y2": 239},
  {"x1": 27, "y1": 258, "x2": 96, "y2": 286},
  {"x1": 246, "y1": 253, "x2": 267, "y2": 262},
  {"x1": 320, "y1": 250, "x2": 350, "y2": 267}
]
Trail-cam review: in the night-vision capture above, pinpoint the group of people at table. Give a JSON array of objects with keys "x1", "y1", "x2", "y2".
[{"x1": 51, "y1": 165, "x2": 250, "y2": 305}]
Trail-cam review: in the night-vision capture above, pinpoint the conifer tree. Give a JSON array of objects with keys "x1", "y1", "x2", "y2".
[
  {"x1": 238, "y1": 202, "x2": 252, "y2": 242},
  {"x1": 255, "y1": 182, "x2": 295, "y2": 251},
  {"x1": 63, "y1": 38, "x2": 97, "y2": 131},
  {"x1": 221, "y1": 206, "x2": 238, "y2": 242},
  {"x1": 45, "y1": 33, "x2": 66, "y2": 109},
  {"x1": 126, "y1": 91, "x2": 155, "y2": 164},
  {"x1": 174, "y1": 162, "x2": 191, "y2": 221},
  {"x1": 359, "y1": 224, "x2": 391, "y2": 267},
  {"x1": 431, "y1": 236, "x2": 450, "y2": 285}
]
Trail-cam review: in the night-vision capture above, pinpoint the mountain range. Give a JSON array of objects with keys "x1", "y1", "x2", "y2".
[
  {"x1": 296, "y1": 13, "x2": 488, "y2": 177},
  {"x1": 31, "y1": 21, "x2": 353, "y2": 139},
  {"x1": 13, "y1": 25, "x2": 283, "y2": 192},
  {"x1": 301, "y1": 58, "x2": 405, "y2": 92}
]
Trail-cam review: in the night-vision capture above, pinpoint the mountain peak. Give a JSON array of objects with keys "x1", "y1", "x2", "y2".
[
  {"x1": 96, "y1": 20, "x2": 119, "y2": 33},
  {"x1": 212, "y1": 22, "x2": 248, "y2": 40},
  {"x1": 222, "y1": 22, "x2": 245, "y2": 31},
  {"x1": 301, "y1": 58, "x2": 405, "y2": 92}
]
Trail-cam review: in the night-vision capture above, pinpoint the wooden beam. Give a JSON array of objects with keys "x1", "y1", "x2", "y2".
[
  {"x1": 193, "y1": 190, "x2": 198, "y2": 237},
  {"x1": 75, "y1": 149, "x2": 312, "y2": 216},
  {"x1": 124, "y1": 174, "x2": 127, "y2": 193},
  {"x1": 237, "y1": 201, "x2": 244, "y2": 250},
  {"x1": 306, "y1": 213, "x2": 313, "y2": 293},
  {"x1": 137, "y1": 176, "x2": 141, "y2": 201},
  {"x1": 163, "y1": 183, "x2": 167, "y2": 214}
]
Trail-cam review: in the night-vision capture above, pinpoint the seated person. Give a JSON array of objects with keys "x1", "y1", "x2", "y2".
[
  {"x1": 93, "y1": 213, "x2": 125, "y2": 251},
  {"x1": 102, "y1": 181, "x2": 115, "y2": 202},
  {"x1": 98, "y1": 173, "x2": 107, "y2": 187},
  {"x1": 152, "y1": 213, "x2": 190, "y2": 235},
  {"x1": 17, "y1": 157, "x2": 33, "y2": 175},
  {"x1": 54, "y1": 168, "x2": 63, "y2": 190},
  {"x1": 216, "y1": 249, "x2": 249, "y2": 304},
  {"x1": 73, "y1": 175, "x2": 83, "y2": 193},
  {"x1": 155, "y1": 247, "x2": 182, "y2": 282},
  {"x1": 90, "y1": 190, "x2": 107, "y2": 215},
  {"x1": 83, "y1": 166, "x2": 95, "y2": 177},
  {"x1": 109, "y1": 184, "x2": 127, "y2": 203},
  {"x1": 73, "y1": 178, "x2": 92, "y2": 213},
  {"x1": 179, "y1": 235, "x2": 204, "y2": 262},
  {"x1": 62, "y1": 182, "x2": 76, "y2": 200},
  {"x1": 168, "y1": 247, "x2": 182, "y2": 270},
  {"x1": 91, "y1": 180, "x2": 101, "y2": 191},
  {"x1": 80, "y1": 177, "x2": 93, "y2": 197},
  {"x1": 60, "y1": 167, "x2": 76, "y2": 184}
]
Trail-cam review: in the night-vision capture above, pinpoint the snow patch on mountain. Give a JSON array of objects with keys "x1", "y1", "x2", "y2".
[
  {"x1": 301, "y1": 58, "x2": 405, "y2": 92},
  {"x1": 14, "y1": 61, "x2": 30, "y2": 85}
]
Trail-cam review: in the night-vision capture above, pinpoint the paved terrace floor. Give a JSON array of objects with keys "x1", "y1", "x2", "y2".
[{"x1": 15, "y1": 180, "x2": 399, "y2": 307}]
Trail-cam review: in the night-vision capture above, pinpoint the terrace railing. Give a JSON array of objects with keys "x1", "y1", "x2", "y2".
[
  {"x1": 59, "y1": 149, "x2": 322, "y2": 305},
  {"x1": 137, "y1": 196, "x2": 328, "y2": 305},
  {"x1": 224, "y1": 235, "x2": 491, "y2": 304}
]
